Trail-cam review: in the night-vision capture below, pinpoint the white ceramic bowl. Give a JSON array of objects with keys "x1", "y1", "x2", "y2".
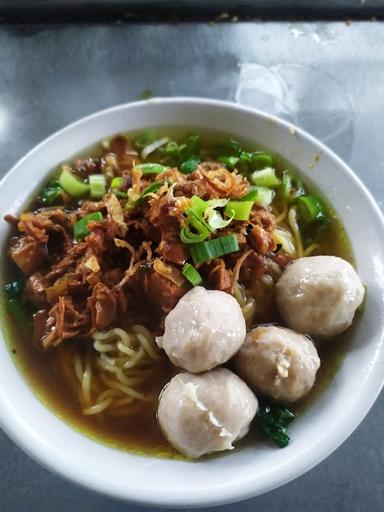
[{"x1": 0, "y1": 98, "x2": 384, "y2": 508}]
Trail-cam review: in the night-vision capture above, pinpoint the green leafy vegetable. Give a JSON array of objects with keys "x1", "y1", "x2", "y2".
[
  {"x1": 39, "y1": 183, "x2": 63, "y2": 205},
  {"x1": 59, "y1": 166, "x2": 89, "y2": 198},
  {"x1": 251, "y1": 168, "x2": 281, "y2": 188},
  {"x1": 257, "y1": 402, "x2": 295, "y2": 448},
  {"x1": 4, "y1": 280, "x2": 23, "y2": 299},
  {"x1": 297, "y1": 195, "x2": 328, "y2": 225},
  {"x1": 4, "y1": 281, "x2": 31, "y2": 335},
  {"x1": 89, "y1": 174, "x2": 106, "y2": 199},
  {"x1": 182, "y1": 263, "x2": 203, "y2": 286},
  {"x1": 190, "y1": 234, "x2": 239, "y2": 264},
  {"x1": 73, "y1": 212, "x2": 103, "y2": 240},
  {"x1": 224, "y1": 200, "x2": 253, "y2": 221}
]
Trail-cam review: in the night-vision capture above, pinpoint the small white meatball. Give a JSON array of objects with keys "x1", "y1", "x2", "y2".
[
  {"x1": 156, "y1": 286, "x2": 246, "y2": 372},
  {"x1": 234, "y1": 325, "x2": 320, "y2": 402},
  {"x1": 157, "y1": 368, "x2": 258, "y2": 458},
  {"x1": 276, "y1": 256, "x2": 364, "y2": 337}
]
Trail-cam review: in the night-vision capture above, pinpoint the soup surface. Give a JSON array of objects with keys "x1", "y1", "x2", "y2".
[{"x1": 0, "y1": 128, "x2": 355, "y2": 458}]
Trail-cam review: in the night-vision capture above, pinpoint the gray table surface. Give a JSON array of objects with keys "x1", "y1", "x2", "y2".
[{"x1": 0, "y1": 20, "x2": 383, "y2": 512}]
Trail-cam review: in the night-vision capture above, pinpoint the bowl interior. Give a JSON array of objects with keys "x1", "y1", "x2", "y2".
[{"x1": 0, "y1": 98, "x2": 383, "y2": 508}]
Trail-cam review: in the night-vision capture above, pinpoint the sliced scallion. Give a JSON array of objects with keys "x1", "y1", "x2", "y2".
[
  {"x1": 251, "y1": 168, "x2": 281, "y2": 188},
  {"x1": 136, "y1": 163, "x2": 167, "y2": 174},
  {"x1": 190, "y1": 234, "x2": 239, "y2": 264},
  {"x1": 224, "y1": 200, "x2": 253, "y2": 221},
  {"x1": 73, "y1": 212, "x2": 103, "y2": 240},
  {"x1": 182, "y1": 263, "x2": 203, "y2": 286},
  {"x1": 180, "y1": 211, "x2": 211, "y2": 244},
  {"x1": 59, "y1": 166, "x2": 89, "y2": 198},
  {"x1": 89, "y1": 174, "x2": 106, "y2": 199}
]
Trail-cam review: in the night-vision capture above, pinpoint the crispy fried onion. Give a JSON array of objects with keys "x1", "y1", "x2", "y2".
[
  {"x1": 153, "y1": 258, "x2": 185, "y2": 287},
  {"x1": 201, "y1": 168, "x2": 248, "y2": 198}
]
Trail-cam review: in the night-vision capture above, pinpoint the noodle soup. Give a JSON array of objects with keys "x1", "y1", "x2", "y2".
[{"x1": 1, "y1": 129, "x2": 360, "y2": 458}]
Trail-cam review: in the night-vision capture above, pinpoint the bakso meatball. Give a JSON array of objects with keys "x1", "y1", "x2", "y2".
[
  {"x1": 156, "y1": 286, "x2": 246, "y2": 373},
  {"x1": 276, "y1": 256, "x2": 364, "y2": 337},
  {"x1": 234, "y1": 325, "x2": 320, "y2": 402},
  {"x1": 157, "y1": 368, "x2": 258, "y2": 458}
]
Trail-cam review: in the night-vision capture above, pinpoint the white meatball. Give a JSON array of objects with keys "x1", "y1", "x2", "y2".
[
  {"x1": 276, "y1": 256, "x2": 364, "y2": 337},
  {"x1": 157, "y1": 368, "x2": 258, "y2": 458},
  {"x1": 234, "y1": 325, "x2": 320, "y2": 402},
  {"x1": 156, "y1": 286, "x2": 246, "y2": 373}
]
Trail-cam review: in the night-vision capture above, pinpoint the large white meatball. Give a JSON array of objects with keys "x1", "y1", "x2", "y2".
[
  {"x1": 234, "y1": 325, "x2": 320, "y2": 402},
  {"x1": 156, "y1": 286, "x2": 246, "y2": 372},
  {"x1": 157, "y1": 368, "x2": 258, "y2": 458},
  {"x1": 276, "y1": 256, "x2": 364, "y2": 337}
]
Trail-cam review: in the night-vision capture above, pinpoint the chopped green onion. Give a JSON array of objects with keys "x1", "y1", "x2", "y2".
[
  {"x1": 251, "y1": 168, "x2": 281, "y2": 188},
  {"x1": 190, "y1": 234, "x2": 239, "y2": 264},
  {"x1": 224, "y1": 200, "x2": 253, "y2": 221},
  {"x1": 182, "y1": 263, "x2": 203, "y2": 286},
  {"x1": 180, "y1": 211, "x2": 211, "y2": 244},
  {"x1": 136, "y1": 163, "x2": 167, "y2": 174},
  {"x1": 252, "y1": 187, "x2": 275, "y2": 205},
  {"x1": 110, "y1": 177, "x2": 126, "y2": 198},
  {"x1": 89, "y1": 174, "x2": 106, "y2": 199},
  {"x1": 218, "y1": 156, "x2": 239, "y2": 169},
  {"x1": 281, "y1": 171, "x2": 305, "y2": 203},
  {"x1": 204, "y1": 199, "x2": 232, "y2": 230},
  {"x1": 257, "y1": 402, "x2": 295, "y2": 448},
  {"x1": 251, "y1": 151, "x2": 274, "y2": 170},
  {"x1": 40, "y1": 183, "x2": 63, "y2": 205},
  {"x1": 297, "y1": 195, "x2": 327, "y2": 224},
  {"x1": 59, "y1": 166, "x2": 89, "y2": 198},
  {"x1": 181, "y1": 159, "x2": 199, "y2": 174},
  {"x1": 73, "y1": 212, "x2": 103, "y2": 240},
  {"x1": 190, "y1": 196, "x2": 208, "y2": 218}
]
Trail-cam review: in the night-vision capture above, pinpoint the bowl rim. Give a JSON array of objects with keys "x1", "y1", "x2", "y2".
[{"x1": 1, "y1": 97, "x2": 384, "y2": 508}]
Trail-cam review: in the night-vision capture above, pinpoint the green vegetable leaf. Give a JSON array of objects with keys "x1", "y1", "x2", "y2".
[{"x1": 257, "y1": 402, "x2": 295, "y2": 448}]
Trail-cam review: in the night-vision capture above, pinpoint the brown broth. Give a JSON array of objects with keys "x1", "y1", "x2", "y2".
[{"x1": 0, "y1": 128, "x2": 355, "y2": 457}]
